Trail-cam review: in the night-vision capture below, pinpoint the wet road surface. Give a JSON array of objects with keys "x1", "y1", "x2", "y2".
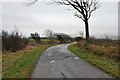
[{"x1": 31, "y1": 44, "x2": 114, "y2": 78}]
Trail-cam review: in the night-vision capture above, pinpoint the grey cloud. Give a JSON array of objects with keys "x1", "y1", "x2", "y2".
[{"x1": 1, "y1": 1, "x2": 118, "y2": 39}]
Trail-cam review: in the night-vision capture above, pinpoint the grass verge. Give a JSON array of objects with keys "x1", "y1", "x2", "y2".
[
  {"x1": 2, "y1": 44, "x2": 52, "y2": 78},
  {"x1": 68, "y1": 44, "x2": 119, "y2": 79}
]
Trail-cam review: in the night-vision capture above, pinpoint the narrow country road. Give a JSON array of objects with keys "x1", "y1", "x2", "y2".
[{"x1": 31, "y1": 44, "x2": 114, "y2": 78}]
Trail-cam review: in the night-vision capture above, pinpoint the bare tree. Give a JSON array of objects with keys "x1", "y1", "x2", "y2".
[
  {"x1": 29, "y1": 0, "x2": 100, "y2": 40},
  {"x1": 43, "y1": 29, "x2": 54, "y2": 39},
  {"x1": 55, "y1": 0, "x2": 100, "y2": 40}
]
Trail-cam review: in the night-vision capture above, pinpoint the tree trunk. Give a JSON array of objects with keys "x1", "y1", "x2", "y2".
[{"x1": 84, "y1": 20, "x2": 90, "y2": 40}]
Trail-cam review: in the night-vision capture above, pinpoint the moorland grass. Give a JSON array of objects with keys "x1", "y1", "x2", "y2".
[
  {"x1": 68, "y1": 44, "x2": 119, "y2": 79},
  {"x1": 2, "y1": 45, "x2": 52, "y2": 78}
]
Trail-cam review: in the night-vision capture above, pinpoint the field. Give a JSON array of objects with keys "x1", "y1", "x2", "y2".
[
  {"x1": 68, "y1": 40, "x2": 120, "y2": 78},
  {"x1": 2, "y1": 39, "x2": 57, "y2": 78}
]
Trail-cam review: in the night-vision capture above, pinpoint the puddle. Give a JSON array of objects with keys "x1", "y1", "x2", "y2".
[
  {"x1": 48, "y1": 53, "x2": 52, "y2": 56},
  {"x1": 75, "y1": 57, "x2": 79, "y2": 60},
  {"x1": 51, "y1": 60, "x2": 55, "y2": 63}
]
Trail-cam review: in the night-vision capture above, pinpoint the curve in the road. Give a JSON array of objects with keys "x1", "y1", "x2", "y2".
[{"x1": 31, "y1": 44, "x2": 114, "y2": 78}]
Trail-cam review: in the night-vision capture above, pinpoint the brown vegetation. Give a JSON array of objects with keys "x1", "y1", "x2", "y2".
[
  {"x1": 2, "y1": 30, "x2": 29, "y2": 52},
  {"x1": 75, "y1": 39, "x2": 119, "y2": 62}
]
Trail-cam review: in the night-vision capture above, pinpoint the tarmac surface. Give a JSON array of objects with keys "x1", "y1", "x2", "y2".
[{"x1": 31, "y1": 44, "x2": 114, "y2": 78}]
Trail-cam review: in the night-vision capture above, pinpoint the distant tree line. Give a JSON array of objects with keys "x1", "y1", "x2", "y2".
[
  {"x1": 42, "y1": 29, "x2": 83, "y2": 43},
  {"x1": 1, "y1": 29, "x2": 84, "y2": 52}
]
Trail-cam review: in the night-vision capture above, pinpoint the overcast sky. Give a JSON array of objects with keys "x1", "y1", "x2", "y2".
[{"x1": 0, "y1": 0, "x2": 119, "y2": 39}]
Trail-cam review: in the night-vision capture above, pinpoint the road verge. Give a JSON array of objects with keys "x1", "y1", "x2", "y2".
[
  {"x1": 2, "y1": 44, "x2": 54, "y2": 78},
  {"x1": 68, "y1": 43, "x2": 119, "y2": 79}
]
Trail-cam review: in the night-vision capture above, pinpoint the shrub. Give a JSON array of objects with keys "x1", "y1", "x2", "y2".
[
  {"x1": 75, "y1": 37, "x2": 83, "y2": 42},
  {"x1": 30, "y1": 32, "x2": 41, "y2": 43},
  {"x1": 2, "y1": 30, "x2": 29, "y2": 52},
  {"x1": 56, "y1": 33, "x2": 72, "y2": 43}
]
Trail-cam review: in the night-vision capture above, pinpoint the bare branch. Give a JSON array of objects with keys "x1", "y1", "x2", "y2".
[
  {"x1": 27, "y1": 0, "x2": 100, "y2": 40},
  {"x1": 25, "y1": 0, "x2": 38, "y2": 6},
  {"x1": 54, "y1": 0, "x2": 70, "y2": 5},
  {"x1": 28, "y1": 0, "x2": 100, "y2": 20},
  {"x1": 29, "y1": 0, "x2": 38, "y2": 4},
  {"x1": 74, "y1": 11, "x2": 85, "y2": 21}
]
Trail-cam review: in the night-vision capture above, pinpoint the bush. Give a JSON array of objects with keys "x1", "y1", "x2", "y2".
[
  {"x1": 30, "y1": 32, "x2": 41, "y2": 43},
  {"x1": 56, "y1": 35, "x2": 64, "y2": 43},
  {"x1": 56, "y1": 33, "x2": 72, "y2": 43},
  {"x1": 75, "y1": 37, "x2": 83, "y2": 41},
  {"x1": 2, "y1": 30, "x2": 29, "y2": 52}
]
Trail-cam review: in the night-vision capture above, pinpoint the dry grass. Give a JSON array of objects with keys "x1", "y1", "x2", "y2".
[
  {"x1": 76, "y1": 40, "x2": 119, "y2": 61},
  {"x1": 2, "y1": 44, "x2": 53, "y2": 78},
  {"x1": 68, "y1": 43, "x2": 120, "y2": 78},
  {"x1": 2, "y1": 46, "x2": 36, "y2": 72}
]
